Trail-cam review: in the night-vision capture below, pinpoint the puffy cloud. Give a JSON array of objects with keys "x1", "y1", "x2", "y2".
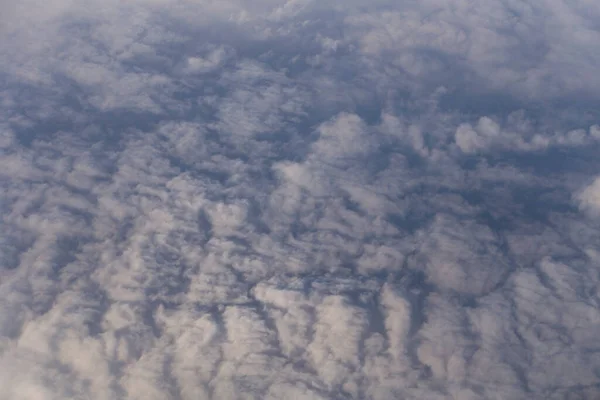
[
  {"x1": 576, "y1": 177, "x2": 600, "y2": 217},
  {"x1": 1, "y1": 0, "x2": 600, "y2": 399},
  {"x1": 415, "y1": 214, "x2": 511, "y2": 296},
  {"x1": 455, "y1": 115, "x2": 600, "y2": 154},
  {"x1": 455, "y1": 117, "x2": 501, "y2": 153}
]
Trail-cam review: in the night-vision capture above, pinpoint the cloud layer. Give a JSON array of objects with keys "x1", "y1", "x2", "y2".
[{"x1": 1, "y1": 0, "x2": 600, "y2": 399}]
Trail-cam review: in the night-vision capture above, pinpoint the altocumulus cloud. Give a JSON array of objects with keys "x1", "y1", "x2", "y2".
[{"x1": 1, "y1": 0, "x2": 600, "y2": 399}]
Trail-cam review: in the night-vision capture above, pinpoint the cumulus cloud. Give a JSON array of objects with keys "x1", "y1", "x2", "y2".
[
  {"x1": 1, "y1": 0, "x2": 600, "y2": 399},
  {"x1": 576, "y1": 177, "x2": 600, "y2": 217},
  {"x1": 454, "y1": 115, "x2": 600, "y2": 154}
]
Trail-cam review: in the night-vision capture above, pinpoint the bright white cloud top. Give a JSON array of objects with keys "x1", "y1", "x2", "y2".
[{"x1": 1, "y1": 0, "x2": 600, "y2": 399}]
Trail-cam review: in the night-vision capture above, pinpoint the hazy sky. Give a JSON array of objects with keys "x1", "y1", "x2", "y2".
[{"x1": 1, "y1": 0, "x2": 600, "y2": 399}]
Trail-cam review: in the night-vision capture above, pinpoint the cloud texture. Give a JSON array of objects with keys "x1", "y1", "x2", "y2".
[{"x1": 1, "y1": 0, "x2": 600, "y2": 399}]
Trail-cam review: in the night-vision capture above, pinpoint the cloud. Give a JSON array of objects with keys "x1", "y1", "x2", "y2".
[
  {"x1": 344, "y1": 0, "x2": 600, "y2": 102},
  {"x1": 415, "y1": 214, "x2": 511, "y2": 296},
  {"x1": 1, "y1": 0, "x2": 600, "y2": 399},
  {"x1": 576, "y1": 177, "x2": 600, "y2": 217},
  {"x1": 454, "y1": 115, "x2": 600, "y2": 154}
]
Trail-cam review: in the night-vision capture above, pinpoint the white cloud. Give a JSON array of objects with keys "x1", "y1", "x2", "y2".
[
  {"x1": 1, "y1": 0, "x2": 600, "y2": 398},
  {"x1": 415, "y1": 214, "x2": 511, "y2": 296},
  {"x1": 344, "y1": 0, "x2": 600, "y2": 100},
  {"x1": 576, "y1": 177, "x2": 600, "y2": 217},
  {"x1": 184, "y1": 46, "x2": 233, "y2": 75},
  {"x1": 455, "y1": 115, "x2": 600, "y2": 154},
  {"x1": 311, "y1": 113, "x2": 373, "y2": 162}
]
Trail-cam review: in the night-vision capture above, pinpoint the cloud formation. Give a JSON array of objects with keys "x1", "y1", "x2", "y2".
[
  {"x1": 577, "y1": 177, "x2": 600, "y2": 217},
  {"x1": 1, "y1": 0, "x2": 600, "y2": 399}
]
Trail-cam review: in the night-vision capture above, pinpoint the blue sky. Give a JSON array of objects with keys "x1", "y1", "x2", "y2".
[{"x1": 1, "y1": 0, "x2": 600, "y2": 399}]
